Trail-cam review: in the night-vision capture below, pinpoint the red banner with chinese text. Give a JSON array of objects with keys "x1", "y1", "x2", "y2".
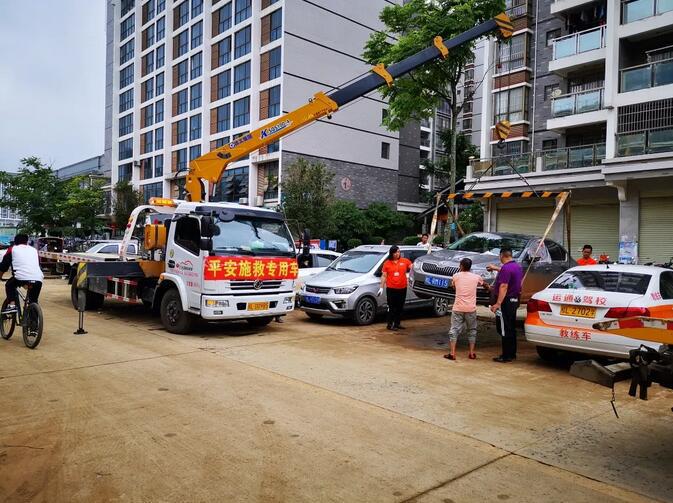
[{"x1": 204, "y1": 256, "x2": 299, "y2": 281}]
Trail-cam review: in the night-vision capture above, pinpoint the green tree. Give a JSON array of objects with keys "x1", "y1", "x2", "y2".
[
  {"x1": 113, "y1": 180, "x2": 143, "y2": 234},
  {"x1": 60, "y1": 177, "x2": 107, "y2": 237},
  {"x1": 457, "y1": 202, "x2": 484, "y2": 234},
  {"x1": 423, "y1": 131, "x2": 479, "y2": 189},
  {"x1": 281, "y1": 158, "x2": 335, "y2": 238},
  {"x1": 0, "y1": 157, "x2": 66, "y2": 234},
  {"x1": 364, "y1": 0, "x2": 504, "y2": 211},
  {"x1": 363, "y1": 202, "x2": 413, "y2": 243},
  {"x1": 326, "y1": 200, "x2": 370, "y2": 245}
]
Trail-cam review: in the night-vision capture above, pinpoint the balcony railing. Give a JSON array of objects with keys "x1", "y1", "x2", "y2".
[
  {"x1": 506, "y1": 0, "x2": 530, "y2": 19},
  {"x1": 471, "y1": 154, "x2": 533, "y2": 177},
  {"x1": 621, "y1": 0, "x2": 673, "y2": 24},
  {"x1": 620, "y1": 57, "x2": 673, "y2": 92},
  {"x1": 551, "y1": 88, "x2": 604, "y2": 118},
  {"x1": 541, "y1": 143, "x2": 606, "y2": 171},
  {"x1": 617, "y1": 126, "x2": 673, "y2": 156},
  {"x1": 552, "y1": 26, "x2": 606, "y2": 60}
]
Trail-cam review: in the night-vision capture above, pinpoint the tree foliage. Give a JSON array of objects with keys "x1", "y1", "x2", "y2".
[
  {"x1": 60, "y1": 177, "x2": 107, "y2": 236},
  {"x1": 113, "y1": 181, "x2": 143, "y2": 232},
  {"x1": 423, "y1": 130, "x2": 479, "y2": 187},
  {"x1": 457, "y1": 203, "x2": 484, "y2": 234}
]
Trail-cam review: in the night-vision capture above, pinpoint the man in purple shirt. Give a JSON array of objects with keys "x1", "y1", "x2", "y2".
[{"x1": 487, "y1": 247, "x2": 523, "y2": 362}]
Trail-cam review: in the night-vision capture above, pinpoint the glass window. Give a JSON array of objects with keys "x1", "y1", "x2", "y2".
[
  {"x1": 143, "y1": 103, "x2": 154, "y2": 127},
  {"x1": 189, "y1": 144, "x2": 202, "y2": 160},
  {"x1": 119, "y1": 138, "x2": 133, "y2": 160},
  {"x1": 268, "y1": 85, "x2": 281, "y2": 117},
  {"x1": 190, "y1": 82, "x2": 202, "y2": 109},
  {"x1": 143, "y1": 131, "x2": 154, "y2": 153},
  {"x1": 155, "y1": 71, "x2": 164, "y2": 94},
  {"x1": 216, "y1": 103, "x2": 230, "y2": 132},
  {"x1": 177, "y1": 118, "x2": 188, "y2": 143},
  {"x1": 177, "y1": 30, "x2": 189, "y2": 57},
  {"x1": 121, "y1": 15, "x2": 135, "y2": 40},
  {"x1": 328, "y1": 251, "x2": 385, "y2": 273},
  {"x1": 214, "y1": 166, "x2": 249, "y2": 202},
  {"x1": 234, "y1": 25, "x2": 251, "y2": 58},
  {"x1": 191, "y1": 0, "x2": 203, "y2": 18},
  {"x1": 544, "y1": 240, "x2": 566, "y2": 261},
  {"x1": 546, "y1": 29, "x2": 561, "y2": 47},
  {"x1": 494, "y1": 87, "x2": 527, "y2": 123},
  {"x1": 176, "y1": 148, "x2": 188, "y2": 171},
  {"x1": 549, "y1": 271, "x2": 651, "y2": 294},
  {"x1": 155, "y1": 126, "x2": 164, "y2": 150},
  {"x1": 120, "y1": 64, "x2": 134, "y2": 88},
  {"x1": 235, "y1": 0, "x2": 252, "y2": 23},
  {"x1": 156, "y1": 16, "x2": 165, "y2": 40},
  {"x1": 156, "y1": 45, "x2": 165, "y2": 68},
  {"x1": 154, "y1": 154, "x2": 164, "y2": 177},
  {"x1": 213, "y1": 136, "x2": 230, "y2": 148},
  {"x1": 212, "y1": 216, "x2": 295, "y2": 257},
  {"x1": 217, "y1": 37, "x2": 232, "y2": 67},
  {"x1": 143, "y1": 77, "x2": 155, "y2": 101},
  {"x1": 144, "y1": 0, "x2": 156, "y2": 22},
  {"x1": 233, "y1": 96, "x2": 250, "y2": 127},
  {"x1": 217, "y1": 70, "x2": 231, "y2": 100},
  {"x1": 261, "y1": 161, "x2": 279, "y2": 199},
  {"x1": 269, "y1": 46, "x2": 281, "y2": 80},
  {"x1": 381, "y1": 142, "x2": 390, "y2": 159},
  {"x1": 190, "y1": 113, "x2": 202, "y2": 140},
  {"x1": 262, "y1": 0, "x2": 280, "y2": 7},
  {"x1": 155, "y1": 98, "x2": 164, "y2": 122},
  {"x1": 174, "y1": 216, "x2": 201, "y2": 255},
  {"x1": 176, "y1": 1, "x2": 189, "y2": 28},
  {"x1": 119, "y1": 114, "x2": 133, "y2": 136},
  {"x1": 120, "y1": 39, "x2": 134, "y2": 65},
  {"x1": 448, "y1": 232, "x2": 529, "y2": 258},
  {"x1": 143, "y1": 52, "x2": 154, "y2": 75},
  {"x1": 177, "y1": 89, "x2": 188, "y2": 114},
  {"x1": 496, "y1": 33, "x2": 526, "y2": 72},
  {"x1": 270, "y1": 8, "x2": 282, "y2": 42},
  {"x1": 190, "y1": 52, "x2": 202, "y2": 79},
  {"x1": 215, "y1": 2, "x2": 232, "y2": 35},
  {"x1": 177, "y1": 60, "x2": 188, "y2": 85},
  {"x1": 120, "y1": 89, "x2": 134, "y2": 112},
  {"x1": 234, "y1": 61, "x2": 251, "y2": 92},
  {"x1": 267, "y1": 140, "x2": 280, "y2": 153},
  {"x1": 118, "y1": 163, "x2": 133, "y2": 181},
  {"x1": 143, "y1": 182, "x2": 163, "y2": 203},
  {"x1": 660, "y1": 271, "x2": 673, "y2": 299},
  {"x1": 544, "y1": 83, "x2": 560, "y2": 101},
  {"x1": 157, "y1": 0, "x2": 165, "y2": 12},
  {"x1": 145, "y1": 24, "x2": 155, "y2": 47},
  {"x1": 191, "y1": 20, "x2": 203, "y2": 48}
]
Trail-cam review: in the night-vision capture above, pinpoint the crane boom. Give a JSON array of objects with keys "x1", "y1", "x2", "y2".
[{"x1": 185, "y1": 13, "x2": 513, "y2": 202}]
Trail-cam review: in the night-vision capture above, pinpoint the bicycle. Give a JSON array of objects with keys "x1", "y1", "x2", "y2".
[{"x1": 0, "y1": 279, "x2": 44, "y2": 349}]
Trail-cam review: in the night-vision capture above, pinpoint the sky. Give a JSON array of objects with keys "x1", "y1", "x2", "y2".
[{"x1": 0, "y1": 0, "x2": 106, "y2": 172}]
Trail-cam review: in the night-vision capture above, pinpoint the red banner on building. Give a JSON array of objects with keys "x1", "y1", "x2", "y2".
[{"x1": 204, "y1": 256, "x2": 299, "y2": 281}]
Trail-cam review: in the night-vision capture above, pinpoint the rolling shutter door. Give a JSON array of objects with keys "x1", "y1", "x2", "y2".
[
  {"x1": 569, "y1": 204, "x2": 619, "y2": 260},
  {"x1": 639, "y1": 197, "x2": 673, "y2": 264},
  {"x1": 496, "y1": 207, "x2": 554, "y2": 236}
]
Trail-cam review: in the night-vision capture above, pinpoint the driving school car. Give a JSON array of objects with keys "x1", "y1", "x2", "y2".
[{"x1": 525, "y1": 264, "x2": 673, "y2": 359}]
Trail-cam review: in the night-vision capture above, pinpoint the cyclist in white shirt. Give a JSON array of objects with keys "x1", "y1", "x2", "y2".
[{"x1": 0, "y1": 234, "x2": 44, "y2": 312}]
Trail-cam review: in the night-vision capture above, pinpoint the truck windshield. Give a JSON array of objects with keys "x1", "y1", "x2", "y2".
[
  {"x1": 327, "y1": 251, "x2": 385, "y2": 273},
  {"x1": 448, "y1": 233, "x2": 528, "y2": 258},
  {"x1": 212, "y1": 217, "x2": 295, "y2": 257}
]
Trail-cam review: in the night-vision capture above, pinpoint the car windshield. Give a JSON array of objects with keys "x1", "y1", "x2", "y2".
[
  {"x1": 447, "y1": 233, "x2": 528, "y2": 258},
  {"x1": 327, "y1": 250, "x2": 385, "y2": 273},
  {"x1": 548, "y1": 270, "x2": 651, "y2": 295},
  {"x1": 212, "y1": 217, "x2": 295, "y2": 257}
]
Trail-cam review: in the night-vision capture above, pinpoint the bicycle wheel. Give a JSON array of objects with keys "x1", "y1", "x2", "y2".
[
  {"x1": 0, "y1": 298, "x2": 16, "y2": 340},
  {"x1": 22, "y1": 302, "x2": 43, "y2": 349}
]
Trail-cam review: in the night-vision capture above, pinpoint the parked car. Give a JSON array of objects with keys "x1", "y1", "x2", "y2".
[
  {"x1": 525, "y1": 264, "x2": 673, "y2": 359},
  {"x1": 85, "y1": 241, "x2": 139, "y2": 255},
  {"x1": 296, "y1": 249, "x2": 341, "y2": 296},
  {"x1": 410, "y1": 232, "x2": 575, "y2": 305},
  {"x1": 35, "y1": 236, "x2": 64, "y2": 274},
  {"x1": 298, "y1": 245, "x2": 449, "y2": 325}
]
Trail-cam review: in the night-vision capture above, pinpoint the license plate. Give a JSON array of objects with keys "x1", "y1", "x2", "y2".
[
  {"x1": 425, "y1": 276, "x2": 449, "y2": 289},
  {"x1": 560, "y1": 305, "x2": 596, "y2": 318},
  {"x1": 248, "y1": 302, "x2": 270, "y2": 311},
  {"x1": 304, "y1": 295, "x2": 321, "y2": 305}
]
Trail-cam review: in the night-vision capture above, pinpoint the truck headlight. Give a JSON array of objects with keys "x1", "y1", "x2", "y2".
[
  {"x1": 206, "y1": 299, "x2": 229, "y2": 307},
  {"x1": 283, "y1": 296, "x2": 294, "y2": 304},
  {"x1": 333, "y1": 285, "x2": 358, "y2": 295}
]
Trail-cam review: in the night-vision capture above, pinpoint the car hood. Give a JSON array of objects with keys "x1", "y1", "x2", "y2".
[
  {"x1": 305, "y1": 269, "x2": 369, "y2": 287},
  {"x1": 421, "y1": 249, "x2": 503, "y2": 269}
]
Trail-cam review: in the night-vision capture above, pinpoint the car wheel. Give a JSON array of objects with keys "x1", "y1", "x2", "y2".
[
  {"x1": 432, "y1": 297, "x2": 450, "y2": 317},
  {"x1": 307, "y1": 313, "x2": 323, "y2": 321},
  {"x1": 536, "y1": 346, "x2": 559, "y2": 362},
  {"x1": 353, "y1": 297, "x2": 377, "y2": 326}
]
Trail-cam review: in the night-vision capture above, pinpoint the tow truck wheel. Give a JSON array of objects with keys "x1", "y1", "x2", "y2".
[
  {"x1": 246, "y1": 316, "x2": 273, "y2": 328},
  {"x1": 160, "y1": 289, "x2": 194, "y2": 334},
  {"x1": 70, "y1": 283, "x2": 104, "y2": 311}
]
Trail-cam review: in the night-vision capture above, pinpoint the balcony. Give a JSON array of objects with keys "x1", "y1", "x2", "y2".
[
  {"x1": 617, "y1": 126, "x2": 673, "y2": 156},
  {"x1": 621, "y1": 0, "x2": 673, "y2": 23},
  {"x1": 548, "y1": 88, "x2": 608, "y2": 130},
  {"x1": 470, "y1": 154, "x2": 533, "y2": 177},
  {"x1": 551, "y1": 0, "x2": 600, "y2": 15},
  {"x1": 540, "y1": 143, "x2": 606, "y2": 171},
  {"x1": 620, "y1": 57, "x2": 673, "y2": 92},
  {"x1": 549, "y1": 26, "x2": 606, "y2": 75}
]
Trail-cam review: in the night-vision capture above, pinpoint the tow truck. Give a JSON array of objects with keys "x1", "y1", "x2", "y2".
[{"x1": 43, "y1": 14, "x2": 513, "y2": 334}]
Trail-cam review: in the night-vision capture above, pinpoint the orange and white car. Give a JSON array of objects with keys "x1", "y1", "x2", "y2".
[{"x1": 525, "y1": 264, "x2": 673, "y2": 360}]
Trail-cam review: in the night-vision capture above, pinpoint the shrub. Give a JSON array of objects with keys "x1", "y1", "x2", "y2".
[
  {"x1": 346, "y1": 238, "x2": 363, "y2": 250},
  {"x1": 432, "y1": 235, "x2": 445, "y2": 246},
  {"x1": 402, "y1": 235, "x2": 420, "y2": 246}
]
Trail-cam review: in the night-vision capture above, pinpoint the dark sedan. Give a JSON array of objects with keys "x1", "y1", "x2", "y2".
[{"x1": 410, "y1": 232, "x2": 575, "y2": 305}]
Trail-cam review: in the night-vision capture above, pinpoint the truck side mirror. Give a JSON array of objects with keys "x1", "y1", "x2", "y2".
[
  {"x1": 200, "y1": 238, "x2": 213, "y2": 252},
  {"x1": 200, "y1": 216, "x2": 220, "y2": 237}
]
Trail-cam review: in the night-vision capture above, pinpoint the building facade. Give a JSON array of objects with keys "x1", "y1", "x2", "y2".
[
  {"x1": 105, "y1": 0, "x2": 426, "y2": 213},
  {"x1": 467, "y1": 0, "x2": 673, "y2": 264}
]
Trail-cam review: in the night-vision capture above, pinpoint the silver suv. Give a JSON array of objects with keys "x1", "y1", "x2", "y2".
[{"x1": 298, "y1": 245, "x2": 449, "y2": 325}]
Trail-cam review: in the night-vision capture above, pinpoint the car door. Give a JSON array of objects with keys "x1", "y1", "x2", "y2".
[{"x1": 401, "y1": 250, "x2": 427, "y2": 305}]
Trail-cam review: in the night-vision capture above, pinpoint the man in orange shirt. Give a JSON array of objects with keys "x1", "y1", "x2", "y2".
[
  {"x1": 378, "y1": 245, "x2": 412, "y2": 330},
  {"x1": 577, "y1": 244, "x2": 597, "y2": 266}
]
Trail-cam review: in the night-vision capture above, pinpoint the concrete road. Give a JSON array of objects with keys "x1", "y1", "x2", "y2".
[{"x1": 1, "y1": 281, "x2": 671, "y2": 502}]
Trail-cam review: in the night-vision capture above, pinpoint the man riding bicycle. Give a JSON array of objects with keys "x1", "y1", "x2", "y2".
[{"x1": 0, "y1": 234, "x2": 44, "y2": 312}]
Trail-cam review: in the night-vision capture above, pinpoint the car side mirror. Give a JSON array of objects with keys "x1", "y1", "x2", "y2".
[{"x1": 374, "y1": 270, "x2": 383, "y2": 278}]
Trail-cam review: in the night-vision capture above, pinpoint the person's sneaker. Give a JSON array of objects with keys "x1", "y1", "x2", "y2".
[
  {"x1": 1, "y1": 303, "x2": 17, "y2": 314},
  {"x1": 492, "y1": 356, "x2": 513, "y2": 363}
]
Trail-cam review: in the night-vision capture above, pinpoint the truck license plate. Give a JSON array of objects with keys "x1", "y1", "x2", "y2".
[
  {"x1": 248, "y1": 302, "x2": 270, "y2": 311},
  {"x1": 425, "y1": 276, "x2": 449, "y2": 289},
  {"x1": 560, "y1": 305, "x2": 596, "y2": 318},
  {"x1": 304, "y1": 295, "x2": 321, "y2": 305}
]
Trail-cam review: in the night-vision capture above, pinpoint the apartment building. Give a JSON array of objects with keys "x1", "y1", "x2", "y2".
[
  {"x1": 105, "y1": 0, "x2": 427, "y2": 214},
  {"x1": 467, "y1": 0, "x2": 673, "y2": 263}
]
